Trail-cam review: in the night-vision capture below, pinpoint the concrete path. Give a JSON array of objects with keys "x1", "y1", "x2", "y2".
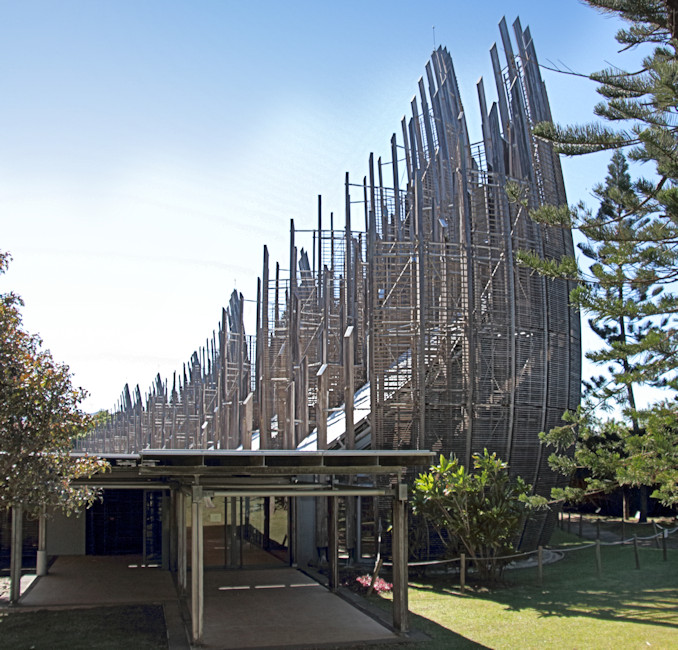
[
  {"x1": 6, "y1": 556, "x2": 401, "y2": 649},
  {"x1": 560, "y1": 514, "x2": 678, "y2": 548},
  {"x1": 20, "y1": 555, "x2": 177, "y2": 607},
  {"x1": 196, "y1": 567, "x2": 399, "y2": 648}
]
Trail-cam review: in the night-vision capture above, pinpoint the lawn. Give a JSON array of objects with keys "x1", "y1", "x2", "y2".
[
  {"x1": 371, "y1": 528, "x2": 678, "y2": 649},
  {"x1": 0, "y1": 604, "x2": 168, "y2": 650}
]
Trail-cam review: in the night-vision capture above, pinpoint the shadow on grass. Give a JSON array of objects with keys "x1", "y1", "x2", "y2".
[
  {"x1": 354, "y1": 588, "x2": 490, "y2": 649},
  {"x1": 407, "y1": 543, "x2": 678, "y2": 632},
  {"x1": 404, "y1": 609, "x2": 492, "y2": 649}
]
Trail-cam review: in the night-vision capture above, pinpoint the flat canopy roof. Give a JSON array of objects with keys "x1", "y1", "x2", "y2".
[{"x1": 72, "y1": 449, "x2": 435, "y2": 492}]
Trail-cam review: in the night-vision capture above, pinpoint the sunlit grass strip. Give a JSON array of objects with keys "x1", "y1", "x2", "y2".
[{"x1": 371, "y1": 529, "x2": 678, "y2": 649}]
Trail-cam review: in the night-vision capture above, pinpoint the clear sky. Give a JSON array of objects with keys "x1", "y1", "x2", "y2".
[{"x1": 0, "y1": 1, "x2": 649, "y2": 412}]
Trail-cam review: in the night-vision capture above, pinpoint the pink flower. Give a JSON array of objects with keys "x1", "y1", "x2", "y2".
[{"x1": 356, "y1": 575, "x2": 393, "y2": 593}]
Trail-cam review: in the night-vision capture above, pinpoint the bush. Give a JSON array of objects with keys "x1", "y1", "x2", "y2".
[{"x1": 412, "y1": 449, "x2": 532, "y2": 581}]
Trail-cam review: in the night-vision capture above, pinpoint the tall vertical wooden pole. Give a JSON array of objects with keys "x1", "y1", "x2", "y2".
[
  {"x1": 344, "y1": 325, "x2": 356, "y2": 559},
  {"x1": 316, "y1": 363, "x2": 329, "y2": 560},
  {"x1": 459, "y1": 136, "x2": 476, "y2": 468},
  {"x1": 230, "y1": 386, "x2": 239, "y2": 450},
  {"x1": 415, "y1": 170, "x2": 426, "y2": 450},
  {"x1": 345, "y1": 173, "x2": 353, "y2": 326},
  {"x1": 316, "y1": 364, "x2": 328, "y2": 450},
  {"x1": 236, "y1": 292, "x2": 245, "y2": 447},
  {"x1": 322, "y1": 267, "x2": 329, "y2": 364},
  {"x1": 343, "y1": 326, "x2": 355, "y2": 450},
  {"x1": 367, "y1": 199, "x2": 377, "y2": 449},
  {"x1": 317, "y1": 195, "x2": 323, "y2": 307},
  {"x1": 260, "y1": 247, "x2": 270, "y2": 449},
  {"x1": 275, "y1": 263, "x2": 280, "y2": 325},
  {"x1": 391, "y1": 133, "x2": 402, "y2": 241},
  {"x1": 368, "y1": 153, "x2": 377, "y2": 239},
  {"x1": 254, "y1": 277, "x2": 262, "y2": 429},
  {"x1": 330, "y1": 213, "x2": 335, "y2": 276},
  {"x1": 377, "y1": 156, "x2": 387, "y2": 239},
  {"x1": 288, "y1": 221, "x2": 297, "y2": 449},
  {"x1": 299, "y1": 356, "x2": 309, "y2": 446},
  {"x1": 241, "y1": 392, "x2": 253, "y2": 450},
  {"x1": 363, "y1": 176, "x2": 369, "y2": 233},
  {"x1": 286, "y1": 381, "x2": 295, "y2": 450}
]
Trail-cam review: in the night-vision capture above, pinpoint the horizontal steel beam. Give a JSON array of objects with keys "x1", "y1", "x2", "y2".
[{"x1": 211, "y1": 487, "x2": 394, "y2": 498}]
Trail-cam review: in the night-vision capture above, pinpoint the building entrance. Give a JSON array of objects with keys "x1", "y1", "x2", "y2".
[
  {"x1": 86, "y1": 489, "x2": 164, "y2": 562},
  {"x1": 187, "y1": 496, "x2": 289, "y2": 569}
]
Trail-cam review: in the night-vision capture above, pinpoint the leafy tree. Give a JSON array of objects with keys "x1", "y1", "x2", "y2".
[
  {"x1": 622, "y1": 402, "x2": 678, "y2": 505},
  {"x1": 92, "y1": 409, "x2": 111, "y2": 428},
  {"x1": 0, "y1": 251, "x2": 108, "y2": 516},
  {"x1": 582, "y1": 151, "x2": 664, "y2": 417},
  {"x1": 517, "y1": 1, "x2": 678, "y2": 513},
  {"x1": 541, "y1": 401, "x2": 678, "y2": 508},
  {"x1": 411, "y1": 450, "x2": 531, "y2": 582}
]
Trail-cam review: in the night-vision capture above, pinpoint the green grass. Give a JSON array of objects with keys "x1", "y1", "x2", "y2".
[
  {"x1": 0, "y1": 605, "x2": 168, "y2": 649},
  {"x1": 369, "y1": 529, "x2": 678, "y2": 649}
]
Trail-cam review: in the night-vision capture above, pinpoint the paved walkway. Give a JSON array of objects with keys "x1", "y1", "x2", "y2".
[
  {"x1": 3, "y1": 555, "x2": 401, "y2": 649},
  {"x1": 20, "y1": 555, "x2": 177, "y2": 608},
  {"x1": 560, "y1": 514, "x2": 678, "y2": 548},
  {"x1": 197, "y1": 567, "x2": 399, "y2": 648}
]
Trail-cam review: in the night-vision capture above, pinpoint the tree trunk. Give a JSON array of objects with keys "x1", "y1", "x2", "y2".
[
  {"x1": 668, "y1": 0, "x2": 678, "y2": 41},
  {"x1": 639, "y1": 485, "x2": 648, "y2": 523}
]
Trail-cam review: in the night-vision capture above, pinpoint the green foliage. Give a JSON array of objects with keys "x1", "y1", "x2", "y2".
[
  {"x1": 92, "y1": 409, "x2": 111, "y2": 428},
  {"x1": 523, "y1": 1, "x2": 678, "y2": 512},
  {"x1": 0, "y1": 251, "x2": 108, "y2": 516},
  {"x1": 618, "y1": 402, "x2": 678, "y2": 504},
  {"x1": 533, "y1": 1, "x2": 678, "y2": 157},
  {"x1": 411, "y1": 450, "x2": 532, "y2": 581},
  {"x1": 540, "y1": 400, "x2": 678, "y2": 507},
  {"x1": 504, "y1": 180, "x2": 530, "y2": 207},
  {"x1": 530, "y1": 152, "x2": 678, "y2": 407}
]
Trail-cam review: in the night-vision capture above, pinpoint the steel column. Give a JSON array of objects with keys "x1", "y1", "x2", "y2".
[
  {"x1": 177, "y1": 490, "x2": 187, "y2": 595},
  {"x1": 392, "y1": 485, "x2": 409, "y2": 633},
  {"x1": 37, "y1": 505, "x2": 47, "y2": 576},
  {"x1": 328, "y1": 496, "x2": 338, "y2": 592},
  {"x1": 10, "y1": 505, "x2": 23, "y2": 603},
  {"x1": 190, "y1": 485, "x2": 204, "y2": 644}
]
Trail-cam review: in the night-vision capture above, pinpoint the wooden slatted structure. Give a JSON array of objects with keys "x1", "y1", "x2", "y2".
[{"x1": 78, "y1": 18, "x2": 580, "y2": 550}]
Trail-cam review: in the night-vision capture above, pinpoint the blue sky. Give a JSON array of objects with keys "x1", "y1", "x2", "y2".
[{"x1": 0, "y1": 1, "x2": 650, "y2": 412}]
